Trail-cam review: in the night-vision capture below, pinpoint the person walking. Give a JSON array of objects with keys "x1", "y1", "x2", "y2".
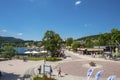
[
  {"x1": 50, "y1": 66, "x2": 53, "y2": 77},
  {"x1": 58, "y1": 67, "x2": 61, "y2": 77},
  {"x1": 38, "y1": 65, "x2": 41, "y2": 74},
  {"x1": 0, "y1": 71, "x2": 2, "y2": 77}
]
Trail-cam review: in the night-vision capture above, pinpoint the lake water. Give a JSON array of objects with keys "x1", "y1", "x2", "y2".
[{"x1": 14, "y1": 47, "x2": 27, "y2": 54}]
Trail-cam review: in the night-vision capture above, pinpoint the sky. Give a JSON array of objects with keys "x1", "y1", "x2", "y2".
[{"x1": 0, "y1": 0, "x2": 120, "y2": 41}]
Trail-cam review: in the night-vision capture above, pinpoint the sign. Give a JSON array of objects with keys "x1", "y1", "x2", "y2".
[
  {"x1": 45, "y1": 65, "x2": 51, "y2": 73},
  {"x1": 94, "y1": 70, "x2": 103, "y2": 80},
  {"x1": 87, "y1": 67, "x2": 94, "y2": 80},
  {"x1": 107, "y1": 75, "x2": 116, "y2": 80}
]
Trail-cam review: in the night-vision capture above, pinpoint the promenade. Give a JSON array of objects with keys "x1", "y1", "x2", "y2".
[{"x1": 0, "y1": 50, "x2": 120, "y2": 80}]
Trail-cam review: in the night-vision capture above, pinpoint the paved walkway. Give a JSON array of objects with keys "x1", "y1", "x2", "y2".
[
  {"x1": 0, "y1": 50, "x2": 120, "y2": 80},
  {"x1": 0, "y1": 60, "x2": 44, "y2": 80},
  {"x1": 33, "y1": 50, "x2": 120, "y2": 80}
]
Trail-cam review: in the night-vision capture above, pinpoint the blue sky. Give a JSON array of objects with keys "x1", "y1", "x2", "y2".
[{"x1": 0, "y1": 0, "x2": 120, "y2": 41}]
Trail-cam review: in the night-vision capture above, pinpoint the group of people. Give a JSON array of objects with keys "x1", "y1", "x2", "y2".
[
  {"x1": 91, "y1": 52, "x2": 96, "y2": 58},
  {"x1": 23, "y1": 56, "x2": 27, "y2": 62},
  {"x1": 38, "y1": 65, "x2": 62, "y2": 77}
]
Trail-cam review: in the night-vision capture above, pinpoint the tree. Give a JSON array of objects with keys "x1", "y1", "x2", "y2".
[
  {"x1": 71, "y1": 41, "x2": 80, "y2": 51},
  {"x1": 42, "y1": 30, "x2": 62, "y2": 57},
  {"x1": 98, "y1": 34, "x2": 107, "y2": 46},
  {"x1": 103, "y1": 33, "x2": 111, "y2": 45},
  {"x1": 111, "y1": 28, "x2": 120, "y2": 45},
  {"x1": 1, "y1": 46, "x2": 17, "y2": 59},
  {"x1": 85, "y1": 38, "x2": 93, "y2": 48},
  {"x1": 66, "y1": 37, "x2": 73, "y2": 46}
]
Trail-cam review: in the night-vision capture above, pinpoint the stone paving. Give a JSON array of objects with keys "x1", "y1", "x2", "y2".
[
  {"x1": 50, "y1": 50, "x2": 120, "y2": 80},
  {"x1": 0, "y1": 50, "x2": 120, "y2": 80}
]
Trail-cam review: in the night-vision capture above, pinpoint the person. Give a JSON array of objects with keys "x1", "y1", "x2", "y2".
[
  {"x1": 93, "y1": 52, "x2": 96, "y2": 58},
  {"x1": 38, "y1": 65, "x2": 41, "y2": 74},
  {"x1": 23, "y1": 56, "x2": 26, "y2": 62},
  {"x1": 0, "y1": 71, "x2": 2, "y2": 77},
  {"x1": 50, "y1": 66, "x2": 53, "y2": 77},
  {"x1": 58, "y1": 67, "x2": 61, "y2": 77}
]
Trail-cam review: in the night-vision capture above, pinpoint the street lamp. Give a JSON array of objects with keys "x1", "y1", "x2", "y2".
[{"x1": 43, "y1": 47, "x2": 46, "y2": 75}]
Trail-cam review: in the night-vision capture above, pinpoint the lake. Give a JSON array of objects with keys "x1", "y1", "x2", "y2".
[{"x1": 14, "y1": 47, "x2": 27, "y2": 54}]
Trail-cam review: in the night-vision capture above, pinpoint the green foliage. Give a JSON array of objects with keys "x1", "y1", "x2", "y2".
[
  {"x1": 33, "y1": 75, "x2": 56, "y2": 80},
  {"x1": 71, "y1": 41, "x2": 80, "y2": 51},
  {"x1": 0, "y1": 36, "x2": 42, "y2": 47},
  {"x1": 98, "y1": 28, "x2": 120, "y2": 46},
  {"x1": 89, "y1": 61, "x2": 96, "y2": 66},
  {"x1": 111, "y1": 28, "x2": 120, "y2": 45},
  {"x1": 27, "y1": 57, "x2": 44, "y2": 61},
  {"x1": 0, "y1": 36, "x2": 23, "y2": 42},
  {"x1": 1, "y1": 46, "x2": 17, "y2": 58},
  {"x1": 66, "y1": 37, "x2": 73, "y2": 46},
  {"x1": 76, "y1": 35, "x2": 99, "y2": 41},
  {"x1": 85, "y1": 38, "x2": 93, "y2": 48},
  {"x1": 46, "y1": 57, "x2": 62, "y2": 62},
  {"x1": 76, "y1": 28, "x2": 120, "y2": 47},
  {"x1": 98, "y1": 34, "x2": 106, "y2": 46},
  {"x1": 42, "y1": 30, "x2": 62, "y2": 57},
  {"x1": 33, "y1": 76, "x2": 42, "y2": 80},
  {"x1": 27, "y1": 57, "x2": 62, "y2": 61}
]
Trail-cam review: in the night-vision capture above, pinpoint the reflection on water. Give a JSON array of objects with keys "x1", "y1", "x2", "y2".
[{"x1": 14, "y1": 47, "x2": 27, "y2": 54}]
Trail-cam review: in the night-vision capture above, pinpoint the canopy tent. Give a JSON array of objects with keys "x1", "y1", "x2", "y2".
[
  {"x1": 24, "y1": 51, "x2": 32, "y2": 54},
  {"x1": 78, "y1": 48, "x2": 104, "y2": 51},
  {"x1": 40, "y1": 50, "x2": 47, "y2": 53},
  {"x1": 31, "y1": 51, "x2": 39, "y2": 54}
]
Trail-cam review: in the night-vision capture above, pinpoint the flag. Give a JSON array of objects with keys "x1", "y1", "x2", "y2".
[
  {"x1": 107, "y1": 75, "x2": 116, "y2": 80},
  {"x1": 87, "y1": 67, "x2": 94, "y2": 80},
  {"x1": 115, "y1": 48, "x2": 118, "y2": 56},
  {"x1": 94, "y1": 70, "x2": 103, "y2": 80}
]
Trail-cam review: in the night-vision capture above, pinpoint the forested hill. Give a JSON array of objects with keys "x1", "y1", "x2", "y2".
[
  {"x1": 75, "y1": 34, "x2": 100, "y2": 41},
  {"x1": 0, "y1": 36, "x2": 24, "y2": 42}
]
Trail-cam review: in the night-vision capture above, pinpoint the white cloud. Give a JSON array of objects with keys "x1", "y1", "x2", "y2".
[
  {"x1": 84, "y1": 24, "x2": 88, "y2": 27},
  {"x1": 0, "y1": 29, "x2": 7, "y2": 33},
  {"x1": 17, "y1": 33, "x2": 23, "y2": 36},
  {"x1": 75, "y1": 1, "x2": 81, "y2": 5},
  {"x1": 1, "y1": 29, "x2": 7, "y2": 32}
]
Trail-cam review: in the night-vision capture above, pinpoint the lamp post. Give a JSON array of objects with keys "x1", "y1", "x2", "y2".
[{"x1": 43, "y1": 47, "x2": 46, "y2": 75}]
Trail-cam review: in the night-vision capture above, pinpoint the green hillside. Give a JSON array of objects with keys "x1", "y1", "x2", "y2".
[
  {"x1": 76, "y1": 34, "x2": 99, "y2": 41},
  {"x1": 0, "y1": 36, "x2": 24, "y2": 42},
  {"x1": 75, "y1": 28, "x2": 120, "y2": 48}
]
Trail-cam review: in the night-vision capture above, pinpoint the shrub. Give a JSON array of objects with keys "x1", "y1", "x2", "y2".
[
  {"x1": 46, "y1": 57, "x2": 62, "y2": 62},
  {"x1": 89, "y1": 61, "x2": 96, "y2": 66},
  {"x1": 27, "y1": 57, "x2": 62, "y2": 61},
  {"x1": 33, "y1": 75, "x2": 56, "y2": 80}
]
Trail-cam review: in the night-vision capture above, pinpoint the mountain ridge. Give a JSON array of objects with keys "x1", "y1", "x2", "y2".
[{"x1": 0, "y1": 36, "x2": 24, "y2": 42}]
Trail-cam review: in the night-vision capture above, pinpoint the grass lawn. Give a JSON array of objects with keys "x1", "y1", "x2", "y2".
[
  {"x1": 27, "y1": 57, "x2": 44, "y2": 61},
  {"x1": 27, "y1": 57, "x2": 62, "y2": 61},
  {"x1": 33, "y1": 75, "x2": 56, "y2": 80}
]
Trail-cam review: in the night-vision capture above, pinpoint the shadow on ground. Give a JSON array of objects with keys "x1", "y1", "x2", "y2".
[{"x1": 0, "y1": 71, "x2": 22, "y2": 80}]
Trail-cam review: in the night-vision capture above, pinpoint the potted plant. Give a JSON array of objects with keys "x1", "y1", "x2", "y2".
[{"x1": 89, "y1": 61, "x2": 96, "y2": 67}]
